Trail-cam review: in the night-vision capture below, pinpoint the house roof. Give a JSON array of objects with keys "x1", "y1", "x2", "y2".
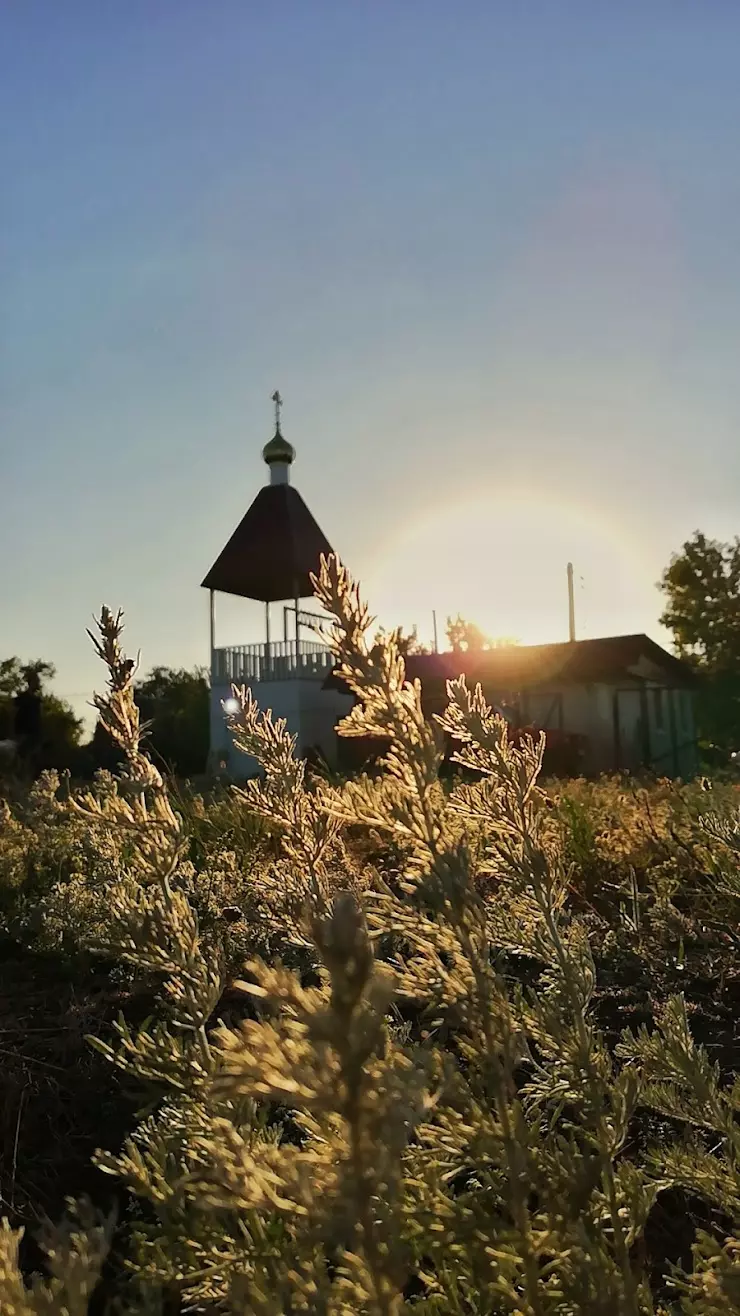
[
  {"x1": 201, "y1": 483, "x2": 335, "y2": 603},
  {"x1": 325, "y1": 634, "x2": 697, "y2": 694}
]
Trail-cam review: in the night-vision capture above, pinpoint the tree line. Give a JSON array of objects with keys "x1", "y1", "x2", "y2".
[{"x1": 0, "y1": 661, "x2": 209, "y2": 780}]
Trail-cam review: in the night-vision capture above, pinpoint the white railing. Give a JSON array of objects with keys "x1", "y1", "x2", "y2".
[{"x1": 213, "y1": 640, "x2": 335, "y2": 685}]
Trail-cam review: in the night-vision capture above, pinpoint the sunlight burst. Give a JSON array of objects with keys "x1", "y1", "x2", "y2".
[{"x1": 363, "y1": 491, "x2": 647, "y2": 649}]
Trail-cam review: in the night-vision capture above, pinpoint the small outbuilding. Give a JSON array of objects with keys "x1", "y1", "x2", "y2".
[{"x1": 327, "y1": 635, "x2": 699, "y2": 778}]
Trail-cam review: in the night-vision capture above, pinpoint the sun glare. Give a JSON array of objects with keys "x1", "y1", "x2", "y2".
[{"x1": 363, "y1": 492, "x2": 648, "y2": 650}]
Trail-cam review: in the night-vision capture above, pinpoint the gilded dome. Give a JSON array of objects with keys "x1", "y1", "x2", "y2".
[{"x1": 262, "y1": 428, "x2": 295, "y2": 466}]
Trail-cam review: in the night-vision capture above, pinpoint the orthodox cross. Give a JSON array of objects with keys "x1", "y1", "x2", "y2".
[{"x1": 272, "y1": 389, "x2": 283, "y2": 432}]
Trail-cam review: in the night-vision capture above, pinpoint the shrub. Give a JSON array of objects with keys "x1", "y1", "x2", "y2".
[{"x1": 0, "y1": 568, "x2": 738, "y2": 1314}]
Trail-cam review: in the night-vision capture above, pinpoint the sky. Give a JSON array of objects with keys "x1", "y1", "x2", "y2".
[{"x1": 2, "y1": 2, "x2": 740, "y2": 729}]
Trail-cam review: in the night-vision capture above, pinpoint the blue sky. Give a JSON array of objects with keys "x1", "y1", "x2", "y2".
[{"x1": 2, "y1": 3, "x2": 740, "y2": 727}]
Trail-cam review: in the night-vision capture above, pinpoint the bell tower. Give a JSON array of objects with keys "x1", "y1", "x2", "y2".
[{"x1": 201, "y1": 393, "x2": 351, "y2": 775}]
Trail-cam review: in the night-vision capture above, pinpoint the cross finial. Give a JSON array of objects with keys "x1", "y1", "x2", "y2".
[{"x1": 271, "y1": 389, "x2": 283, "y2": 433}]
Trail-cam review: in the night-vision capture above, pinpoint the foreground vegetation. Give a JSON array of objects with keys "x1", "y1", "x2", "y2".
[{"x1": 0, "y1": 559, "x2": 738, "y2": 1314}]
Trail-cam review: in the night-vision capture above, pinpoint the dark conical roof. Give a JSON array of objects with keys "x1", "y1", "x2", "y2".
[{"x1": 201, "y1": 483, "x2": 334, "y2": 602}]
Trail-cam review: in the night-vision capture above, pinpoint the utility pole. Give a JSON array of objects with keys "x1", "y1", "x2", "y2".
[
  {"x1": 432, "y1": 610, "x2": 439, "y2": 653},
  {"x1": 567, "y1": 562, "x2": 576, "y2": 642}
]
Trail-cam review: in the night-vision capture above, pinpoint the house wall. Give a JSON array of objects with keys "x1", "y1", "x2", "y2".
[
  {"x1": 209, "y1": 682, "x2": 235, "y2": 771},
  {"x1": 209, "y1": 679, "x2": 352, "y2": 778},
  {"x1": 276, "y1": 671, "x2": 698, "y2": 784},
  {"x1": 522, "y1": 680, "x2": 697, "y2": 778},
  {"x1": 647, "y1": 685, "x2": 697, "y2": 778},
  {"x1": 525, "y1": 690, "x2": 564, "y2": 730},
  {"x1": 610, "y1": 686, "x2": 644, "y2": 773},
  {"x1": 297, "y1": 683, "x2": 354, "y2": 764},
  {"x1": 598, "y1": 681, "x2": 698, "y2": 778},
  {"x1": 609, "y1": 682, "x2": 697, "y2": 778},
  {"x1": 584, "y1": 684, "x2": 619, "y2": 772},
  {"x1": 674, "y1": 687, "x2": 698, "y2": 778},
  {"x1": 646, "y1": 685, "x2": 674, "y2": 774},
  {"x1": 523, "y1": 684, "x2": 609, "y2": 773},
  {"x1": 566, "y1": 685, "x2": 611, "y2": 773}
]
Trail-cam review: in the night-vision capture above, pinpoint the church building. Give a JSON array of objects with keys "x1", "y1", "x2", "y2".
[{"x1": 201, "y1": 393, "x2": 350, "y2": 776}]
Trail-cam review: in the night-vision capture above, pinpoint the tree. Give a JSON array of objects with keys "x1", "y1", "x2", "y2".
[
  {"x1": 445, "y1": 615, "x2": 519, "y2": 653},
  {"x1": 367, "y1": 627, "x2": 431, "y2": 662},
  {"x1": 446, "y1": 614, "x2": 491, "y2": 653},
  {"x1": 77, "y1": 716, "x2": 127, "y2": 777},
  {"x1": 0, "y1": 657, "x2": 55, "y2": 704},
  {"x1": 0, "y1": 656, "x2": 83, "y2": 770},
  {"x1": 38, "y1": 693, "x2": 85, "y2": 769},
  {"x1": 659, "y1": 531, "x2": 740, "y2": 670},
  {"x1": 659, "y1": 532, "x2": 740, "y2": 757},
  {"x1": 395, "y1": 626, "x2": 430, "y2": 656},
  {"x1": 134, "y1": 665, "x2": 210, "y2": 778}
]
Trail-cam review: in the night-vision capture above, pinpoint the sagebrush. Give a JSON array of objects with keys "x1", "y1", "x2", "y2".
[{"x1": 0, "y1": 557, "x2": 738, "y2": 1314}]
